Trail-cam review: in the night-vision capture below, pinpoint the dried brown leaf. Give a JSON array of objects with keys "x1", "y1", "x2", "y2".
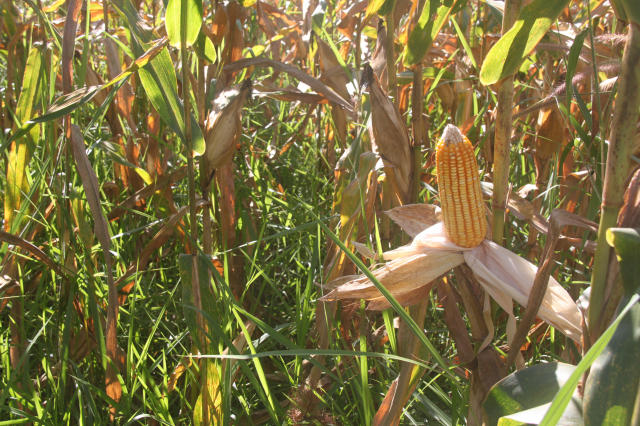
[
  {"x1": 223, "y1": 57, "x2": 354, "y2": 114},
  {"x1": 69, "y1": 125, "x2": 122, "y2": 409},
  {"x1": 437, "y1": 280, "x2": 475, "y2": 364},
  {"x1": 0, "y1": 231, "x2": 67, "y2": 278}
]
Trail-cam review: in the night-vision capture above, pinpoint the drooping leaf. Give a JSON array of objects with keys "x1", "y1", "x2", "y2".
[
  {"x1": 479, "y1": 0, "x2": 570, "y2": 85},
  {"x1": 403, "y1": 0, "x2": 458, "y2": 66},
  {"x1": 69, "y1": 125, "x2": 121, "y2": 410},
  {"x1": 224, "y1": 57, "x2": 354, "y2": 113},
  {"x1": 36, "y1": 86, "x2": 101, "y2": 123},
  {"x1": 165, "y1": 0, "x2": 203, "y2": 48}
]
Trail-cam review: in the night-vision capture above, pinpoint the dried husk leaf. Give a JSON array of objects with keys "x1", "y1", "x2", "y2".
[
  {"x1": 370, "y1": 19, "x2": 388, "y2": 89},
  {"x1": 317, "y1": 37, "x2": 350, "y2": 100},
  {"x1": 385, "y1": 204, "x2": 441, "y2": 238},
  {"x1": 203, "y1": 80, "x2": 251, "y2": 172},
  {"x1": 535, "y1": 106, "x2": 566, "y2": 160},
  {"x1": 364, "y1": 65, "x2": 413, "y2": 202},
  {"x1": 412, "y1": 222, "x2": 466, "y2": 251},
  {"x1": 464, "y1": 240, "x2": 582, "y2": 343},
  {"x1": 322, "y1": 250, "x2": 463, "y2": 301},
  {"x1": 367, "y1": 282, "x2": 434, "y2": 311}
]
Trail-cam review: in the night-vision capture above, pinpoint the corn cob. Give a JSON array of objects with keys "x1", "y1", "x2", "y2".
[{"x1": 436, "y1": 124, "x2": 487, "y2": 247}]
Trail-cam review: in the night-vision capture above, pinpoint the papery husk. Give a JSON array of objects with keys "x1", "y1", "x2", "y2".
[
  {"x1": 411, "y1": 222, "x2": 467, "y2": 251},
  {"x1": 203, "y1": 80, "x2": 251, "y2": 172},
  {"x1": 367, "y1": 281, "x2": 435, "y2": 311},
  {"x1": 363, "y1": 64, "x2": 413, "y2": 202},
  {"x1": 321, "y1": 251, "x2": 463, "y2": 301},
  {"x1": 325, "y1": 218, "x2": 582, "y2": 343},
  {"x1": 385, "y1": 204, "x2": 441, "y2": 238},
  {"x1": 464, "y1": 240, "x2": 583, "y2": 343}
]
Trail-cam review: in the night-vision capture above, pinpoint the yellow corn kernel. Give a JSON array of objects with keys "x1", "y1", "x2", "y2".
[{"x1": 436, "y1": 124, "x2": 487, "y2": 247}]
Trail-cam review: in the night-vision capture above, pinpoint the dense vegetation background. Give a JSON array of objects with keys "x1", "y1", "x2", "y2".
[{"x1": 1, "y1": 0, "x2": 639, "y2": 424}]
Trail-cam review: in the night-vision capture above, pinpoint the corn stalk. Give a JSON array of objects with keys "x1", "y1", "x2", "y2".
[
  {"x1": 491, "y1": 0, "x2": 523, "y2": 244},
  {"x1": 589, "y1": 22, "x2": 640, "y2": 340}
]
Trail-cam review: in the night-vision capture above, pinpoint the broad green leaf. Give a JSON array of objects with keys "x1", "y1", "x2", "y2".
[
  {"x1": 606, "y1": 227, "x2": 640, "y2": 295},
  {"x1": 403, "y1": 0, "x2": 458, "y2": 66},
  {"x1": 137, "y1": 47, "x2": 205, "y2": 155},
  {"x1": 165, "y1": 0, "x2": 203, "y2": 48},
  {"x1": 5, "y1": 46, "x2": 42, "y2": 231},
  {"x1": 479, "y1": 0, "x2": 570, "y2": 85},
  {"x1": 540, "y1": 294, "x2": 640, "y2": 425},
  {"x1": 483, "y1": 362, "x2": 582, "y2": 426},
  {"x1": 137, "y1": 48, "x2": 183, "y2": 140},
  {"x1": 112, "y1": 0, "x2": 205, "y2": 155}
]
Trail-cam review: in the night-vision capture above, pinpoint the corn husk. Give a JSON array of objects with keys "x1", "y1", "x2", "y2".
[
  {"x1": 203, "y1": 80, "x2": 251, "y2": 171},
  {"x1": 363, "y1": 65, "x2": 413, "y2": 202},
  {"x1": 323, "y1": 205, "x2": 583, "y2": 343}
]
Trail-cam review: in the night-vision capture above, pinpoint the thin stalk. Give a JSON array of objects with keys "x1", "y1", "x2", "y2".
[
  {"x1": 491, "y1": 0, "x2": 523, "y2": 245},
  {"x1": 411, "y1": 64, "x2": 426, "y2": 203},
  {"x1": 385, "y1": 10, "x2": 397, "y2": 103},
  {"x1": 181, "y1": 9, "x2": 196, "y2": 247},
  {"x1": 589, "y1": 23, "x2": 640, "y2": 340}
]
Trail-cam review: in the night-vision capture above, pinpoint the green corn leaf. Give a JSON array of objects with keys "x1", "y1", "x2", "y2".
[
  {"x1": 165, "y1": 0, "x2": 203, "y2": 48},
  {"x1": 112, "y1": 0, "x2": 205, "y2": 155},
  {"x1": 479, "y1": 0, "x2": 570, "y2": 85},
  {"x1": 403, "y1": 0, "x2": 458, "y2": 66}
]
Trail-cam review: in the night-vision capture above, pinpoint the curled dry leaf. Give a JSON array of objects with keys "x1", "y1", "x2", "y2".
[
  {"x1": 203, "y1": 79, "x2": 252, "y2": 174},
  {"x1": 223, "y1": 57, "x2": 354, "y2": 114},
  {"x1": 363, "y1": 64, "x2": 413, "y2": 202},
  {"x1": 253, "y1": 83, "x2": 326, "y2": 105}
]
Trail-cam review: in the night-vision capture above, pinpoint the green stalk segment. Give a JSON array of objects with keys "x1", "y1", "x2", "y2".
[{"x1": 589, "y1": 23, "x2": 640, "y2": 338}]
